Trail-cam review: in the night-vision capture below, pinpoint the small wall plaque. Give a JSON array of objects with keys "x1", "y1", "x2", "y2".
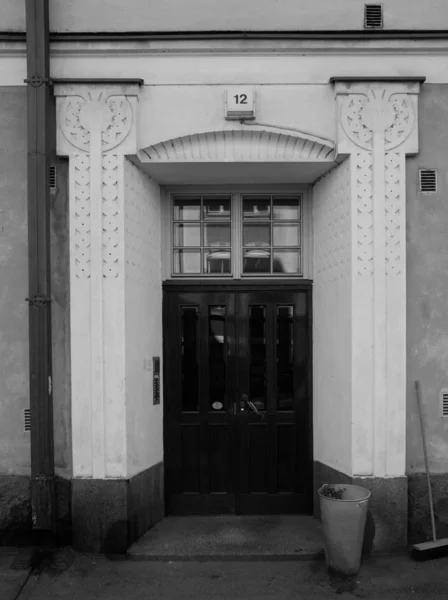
[{"x1": 153, "y1": 356, "x2": 160, "y2": 405}]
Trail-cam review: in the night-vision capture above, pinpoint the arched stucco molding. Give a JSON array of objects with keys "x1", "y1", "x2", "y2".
[{"x1": 138, "y1": 127, "x2": 336, "y2": 163}]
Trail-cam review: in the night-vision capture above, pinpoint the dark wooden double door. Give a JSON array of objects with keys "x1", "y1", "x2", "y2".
[{"x1": 163, "y1": 283, "x2": 312, "y2": 515}]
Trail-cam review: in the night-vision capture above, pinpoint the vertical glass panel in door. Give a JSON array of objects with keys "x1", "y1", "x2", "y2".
[
  {"x1": 181, "y1": 307, "x2": 199, "y2": 411},
  {"x1": 249, "y1": 306, "x2": 267, "y2": 411},
  {"x1": 277, "y1": 306, "x2": 294, "y2": 410},
  {"x1": 209, "y1": 306, "x2": 227, "y2": 411}
]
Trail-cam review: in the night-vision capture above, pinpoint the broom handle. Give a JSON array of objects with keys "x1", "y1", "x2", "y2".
[{"x1": 415, "y1": 380, "x2": 437, "y2": 542}]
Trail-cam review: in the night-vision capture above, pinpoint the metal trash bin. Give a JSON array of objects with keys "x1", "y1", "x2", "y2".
[{"x1": 318, "y1": 484, "x2": 371, "y2": 575}]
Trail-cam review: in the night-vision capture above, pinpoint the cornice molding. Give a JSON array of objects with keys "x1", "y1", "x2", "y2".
[
  {"x1": 140, "y1": 128, "x2": 336, "y2": 163},
  {"x1": 48, "y1": 38, "x2": 448, "y2": 57},
  {"x1": 4, "y1": 34, "x2": 448, "y2": 57},
  {"x1": 46, "y1": 30, "x2": 448, "y2": 41}
]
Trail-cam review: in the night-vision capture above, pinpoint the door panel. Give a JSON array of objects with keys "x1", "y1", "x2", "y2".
[
  {"x1": 163, "y1": 285, "x2": 312, "y2": 515},
  {"x1": 236, "y1": 291, "x2": 311, "y2": 513},
  {"x1": 164, "y1": 291, "x2": 237, "y2": 514}
]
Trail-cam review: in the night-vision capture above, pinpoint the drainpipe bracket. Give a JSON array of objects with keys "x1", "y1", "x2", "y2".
[
  {"x1": 26, "y1": 295, "x2": 52, "y2": 307},
  {"x1": 24, "y1": 75, "x2": 53, "y2": 87},
  {"x1": 32, "y1": 474, "x2": 55, "y2": 483}
]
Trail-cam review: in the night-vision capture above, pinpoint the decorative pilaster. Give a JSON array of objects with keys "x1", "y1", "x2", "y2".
[
  {"x1": 334, "y1": 79, "x2": 422, "y2": 478},
  {"x1": 55, "y1": 83, "x2": 140, "y2": 479}
]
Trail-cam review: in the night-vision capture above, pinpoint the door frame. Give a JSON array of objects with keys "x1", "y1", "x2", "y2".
[{"x1": 162, "y1": 278, "x2": 314, "y2": 515}]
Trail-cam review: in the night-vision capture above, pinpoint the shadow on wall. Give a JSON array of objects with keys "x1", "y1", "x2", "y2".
[{"x1": 362, "y1": 511, "x2": 376, "y2": 555}]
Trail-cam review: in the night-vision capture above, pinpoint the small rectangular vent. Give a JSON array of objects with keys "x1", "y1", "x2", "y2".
[
  {"x1": 441, "y1": 390, "x2": 448, "y2": 418},
  {"x1": 419, "y1": 169, "x2": 437, "y2": 193},
  {"x1": 49, "y1": 165, "x2": 57, "y2": 192},
  {"x1": 24, "y1": 408, "x2": 31, "y2": 432},
  {"x1": 364, "y1": 4, "x2": 383, "y2": 28}
]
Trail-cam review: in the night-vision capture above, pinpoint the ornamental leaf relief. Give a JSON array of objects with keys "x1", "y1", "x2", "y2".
[
  {"x1": 341, "y1": 90, "x2": 414, "y2": 151},
  {"x1": 355, "y1": 152, "x2": 374, "y2": 276},
  {"x1": 384, "y1": 95, "x2": 415, "y2": 150},
  {"x1": 385, "y1": 152, "x2": 403, "y2": 276},
  {"x1": 101, "y1": 96, "x2": 133, "y2": 151},
  {"x1": 102, "y1": 154, "x2": 120, "y2": 278},
  {"x1": 61, "y1": 96, "x2": 91, "y2": 152},
  {"x1": 72, "y1": 154, "x2": 91, "y2": 279},
  {"x1": 341, "y1": 95, "x2": 373, "y2": 150},
  {"x1": 60, "y1": 92, "x2": 133, "y2": 153}
]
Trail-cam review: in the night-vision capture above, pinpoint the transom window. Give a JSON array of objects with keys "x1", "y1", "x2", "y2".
[{"x1": 171, "y1": 193, "x2": 302, "y2": 278}]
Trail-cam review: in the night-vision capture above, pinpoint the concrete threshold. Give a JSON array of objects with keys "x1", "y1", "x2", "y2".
[{"x1": 127, "y1": 515, "x2": 325, "y2": 562}]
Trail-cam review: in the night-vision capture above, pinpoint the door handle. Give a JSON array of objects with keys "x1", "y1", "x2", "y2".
[
  {"x1": 241, "y1": 394, "x2": 265, "y2": 420},
  {"x1": 240, "y1": 393, "x2": 248, "y2": 411}
]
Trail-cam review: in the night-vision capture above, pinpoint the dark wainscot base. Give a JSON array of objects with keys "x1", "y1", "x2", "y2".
[{"x1": 71, "y1": 462, "x2": 164, "y2": 554}]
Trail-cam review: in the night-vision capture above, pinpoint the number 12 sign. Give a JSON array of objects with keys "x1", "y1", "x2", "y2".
[{"x1": 225, "y1": 88, "x2": 256, "y2": 120}]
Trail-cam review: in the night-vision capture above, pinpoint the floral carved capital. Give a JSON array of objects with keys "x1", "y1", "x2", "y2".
[
  {"x1": 341, "y1": 89, "x2": 415, "y2": 151},
  {"x1": 59, "y1": 91, "x2": 133, "y2": 153}
]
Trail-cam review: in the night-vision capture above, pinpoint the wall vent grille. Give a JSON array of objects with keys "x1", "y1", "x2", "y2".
[
  {"x1": 24, "y1": 408, "x2": 31, "y2": 432},
  {"x1": 419, "y1": 169, "x2": 437, "y2": 193},
  {"x1": 441, "y1": 390, "x2": 448, "y2": 418},
  {"x1": 49, "y1": 165, "x2": 57, "y2": 192},
  {"x1": 364, "y1": 4, "x2": 383, "y2": 28}
]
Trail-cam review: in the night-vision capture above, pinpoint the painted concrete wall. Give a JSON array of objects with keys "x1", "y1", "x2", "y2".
[
  {"x1": 3, "y1": 0, "x2": 448, "y2": 33},
  {"x1": 406, "y1": 84, "x2": 448, "y2": 475},
  {"x1": 0, "y1": 1, "x2": 25, "y2": 31},
  {"x1": 49, "y1": 51, "x2": 448, "y2": 87},
  {"x1": 0, "y1": 87, "x2": 29, "y2": 476},
  {"x1": 124, "y1": 159, "x2": 163, "y2": 477},
  {"x1": 0, "y1": 92, "x2": 72, "y2": 482},
  {"x1": 313, "y1": 159, "x2": 352, "y2": 476},
  {"x1": 43, "y1": 0, "x2": 448, "y2": 33}
]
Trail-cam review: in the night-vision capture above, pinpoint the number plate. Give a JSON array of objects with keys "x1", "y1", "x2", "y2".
[{"x1": 225, "y1": 88, "x2": 255, "y2": 120}]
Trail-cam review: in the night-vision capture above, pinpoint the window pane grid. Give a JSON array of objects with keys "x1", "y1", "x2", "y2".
[
  {"x1": 171, "y1": 193, "x2": 302, "y2": 277},
  {"x1": 241, "y1": 195, "x2": 302, "y2": 275},
  {"x1": 172, "y1": 195, "x2": 232, "y2": 275}
]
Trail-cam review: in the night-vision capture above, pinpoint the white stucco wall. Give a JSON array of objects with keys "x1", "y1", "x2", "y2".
[
  {"x1": 124, "y1": 159, "x2": 163, "y2": 477},
  {"x1": 138, "y1": 85, "x2": 335, "y2": 151},
  {"x1": 313, "y1": 159, "x2": 352, "y2": 476}
]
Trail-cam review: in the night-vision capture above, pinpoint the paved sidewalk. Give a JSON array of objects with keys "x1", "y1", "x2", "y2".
[
  {"x1": 0, "y1": 548, "x2": 32, "y2": 600},
  {"x1": 5, "y1": 548, "x2": 448, "y2": 600}
]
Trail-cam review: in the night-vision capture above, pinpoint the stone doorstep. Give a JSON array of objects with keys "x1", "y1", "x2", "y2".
[
  {"x1": 127, "y1": 549, "x2": 327, "y2": 562},
  {"x1": 126, "y1": 515, "x2": 326, "y2": 562}
]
